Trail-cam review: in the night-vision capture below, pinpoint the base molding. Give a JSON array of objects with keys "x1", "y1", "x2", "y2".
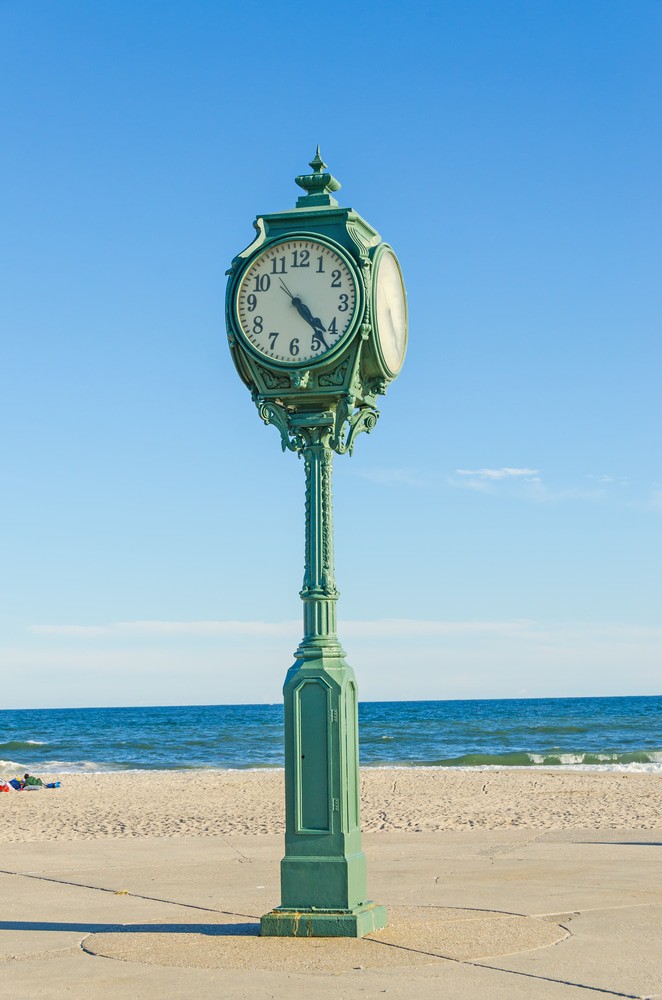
[{"x1": 260, "y1": 901, "x2": 387, "y2": 938}]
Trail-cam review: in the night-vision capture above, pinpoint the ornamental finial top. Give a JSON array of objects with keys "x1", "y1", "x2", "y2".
[{"x1": 295, "y1": 147, "x2": 341, "y2": 208}]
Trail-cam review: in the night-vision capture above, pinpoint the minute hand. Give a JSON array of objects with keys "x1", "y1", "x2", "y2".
[{"x1": 292, "y1": 297, "x2": 329, "y2": 347}]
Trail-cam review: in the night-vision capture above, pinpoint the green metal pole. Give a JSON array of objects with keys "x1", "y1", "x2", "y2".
[{"x1": 260, "y1": 411, "x2": 387, "y2": 937}]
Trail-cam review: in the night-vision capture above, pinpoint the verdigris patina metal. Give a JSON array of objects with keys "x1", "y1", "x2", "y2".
[{"x1": 226, "y1": 150, "x2": 407, "y2": 937}]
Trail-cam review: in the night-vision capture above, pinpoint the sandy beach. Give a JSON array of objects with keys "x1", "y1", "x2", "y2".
[{"x1": 1, "y1": 767, "x2": 659, "y2": 842}]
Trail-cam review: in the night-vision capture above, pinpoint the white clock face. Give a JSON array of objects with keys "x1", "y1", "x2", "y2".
[
  {"x1": 374, "y1": 249, "x2": 407, "y2": 375},
  {"x1": 235, "y1": 238, "x2": 358, "y2": 364}
]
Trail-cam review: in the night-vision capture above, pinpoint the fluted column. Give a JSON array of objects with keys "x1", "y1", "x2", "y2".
[{"x1": 294, "y1": 416, "x2": 344, "y2": 658}]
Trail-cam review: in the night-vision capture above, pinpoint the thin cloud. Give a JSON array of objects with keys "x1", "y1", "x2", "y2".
[
  {"x1": 448, "y1": 467, "x2": 541, "y2": 493},
  {"x1": 29, "y1": 618, "x2": 536, "y2": 641},
  {"x1": 29, "y1": 620, "x2": 300, "y2": 639},
  {"x1": 585, "y1": 474, "x2": 628, "y2": 486},
  {"x1": 455, "y1": 467, "x2": 540, "y2": 480},
  {"x1": 449, "y1": 467, "x2": 614, "y2": 504}
]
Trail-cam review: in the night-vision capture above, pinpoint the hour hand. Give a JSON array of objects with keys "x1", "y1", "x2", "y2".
[
  {"x1": 292, "y1": 297, "x2": 328, "y2": 340},
  {"x1": 291, "y1": 297, "x2": 316, "y2": 327}
]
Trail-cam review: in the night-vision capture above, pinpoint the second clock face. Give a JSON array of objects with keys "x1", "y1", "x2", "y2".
[
  {"x1": 373, "y1": 248, "x2": 407, "y2": 376},
  {"x1": 235, "y1": 238, "x2": 358, "y2": 364}
]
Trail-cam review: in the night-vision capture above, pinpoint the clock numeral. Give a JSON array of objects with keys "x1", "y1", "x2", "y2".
[
  {"x1": 331, "y1": 269, "x2": 341, "y2": 288},
  {"x1": 253, "y1": 274, "x2": 271, "y2": 292},
  {"x1": 253, "y1": 315, "x2": 263, "y2": 335},
  {"x1": 247, "y1": 293, "x2": 257, "y2": 312},
  {"x1": 327, "y1": 317, "x2": 338, "y2": 335},
  {"x1": 270, "y1": 256, "x2": 286, "y2": 275},
  {"x1": 289, "y1": 337, "x2": 300, "y2": 356},
  {"x1": 311, "y1": 336, "x2": 322, "y2": 351},
  {"x1": 338, "y1": 293, "x2": 349, "y2": 312},
  {"x1": 316, "y1": 256, "x2": 324, "y2": 273},
  {"x1": 269, "y1": 332, "x2": 279, "y2": 350},
  {"x1": 291, "y1": 249, "x2": 310, "y2": 268}
]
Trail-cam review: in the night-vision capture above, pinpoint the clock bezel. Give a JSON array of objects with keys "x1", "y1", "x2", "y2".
[
  {"x1": 370, "y1": 244, "x2": 408, "y2": 378},
  {"x1": 230, "y1": 232, "x2": 365, "y2": 369}
]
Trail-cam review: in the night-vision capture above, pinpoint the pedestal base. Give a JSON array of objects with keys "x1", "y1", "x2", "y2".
[{"x1": 260, "y1": 902, "x2": 387, "y2": 938}]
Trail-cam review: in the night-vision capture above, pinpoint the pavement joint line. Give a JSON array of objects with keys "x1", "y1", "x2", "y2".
[
  {"x1": 364, "y1": 913, "x2": 573, "y2": 962},
  {"x1": 534, "y1": 902, "x2": 661, "y2": 917},
  {"x1": 0, "y1": 869, "x2": 258, "y2": 921},
  {"x1": 469, "y1": 959, "x2": 642, "y2": 998},
  {"x1": 363, "y1": 936, "x2": 601, "y2": 987}
]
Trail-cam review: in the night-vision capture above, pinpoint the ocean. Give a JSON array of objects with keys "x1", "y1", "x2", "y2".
[{"x1": 1, "y1": 696, "x2": 660, "y2": 775}]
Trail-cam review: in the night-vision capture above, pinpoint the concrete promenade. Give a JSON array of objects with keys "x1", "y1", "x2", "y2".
[{"x1": 1, "y1": 828, "x2": 660, "y2": 999}]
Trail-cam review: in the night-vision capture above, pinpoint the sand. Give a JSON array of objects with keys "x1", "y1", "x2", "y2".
[{"x1": 1, "y1": 767, "x2": 659, "y2": 842}]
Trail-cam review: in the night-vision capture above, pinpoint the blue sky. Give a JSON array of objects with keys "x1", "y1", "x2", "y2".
[{"x1": 1, "y1": 1, "x2": 660, "y2": 708}]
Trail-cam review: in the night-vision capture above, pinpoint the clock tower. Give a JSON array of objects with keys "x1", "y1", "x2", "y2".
[{"x1": 226, "y1": 150, "x2": 407, "y2": 937}]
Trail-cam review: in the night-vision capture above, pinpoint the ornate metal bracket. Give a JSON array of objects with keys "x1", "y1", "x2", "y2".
[
  {"x1": 255, "y1": 398, "x2": 302, "y2": 453},
  {"x1": 331, "y1": 396, "x2": 380, "y2": 456}
]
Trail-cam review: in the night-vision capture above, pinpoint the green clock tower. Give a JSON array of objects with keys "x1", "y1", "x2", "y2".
[{"x1": 225, "y1": 150, "x2": 407, "y2": 937}]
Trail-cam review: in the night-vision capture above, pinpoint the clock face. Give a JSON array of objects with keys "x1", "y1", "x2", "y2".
[
  {"x1": 235, "y1": 238, "x2": 359, "y2": 364},
  {"x1": 373, "y1": 248, "x2": 407, "y2": 375}
]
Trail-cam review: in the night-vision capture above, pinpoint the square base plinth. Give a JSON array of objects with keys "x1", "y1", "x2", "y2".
[{"x1": 260, "y1": 902, "x2": 387, "y2": 938}]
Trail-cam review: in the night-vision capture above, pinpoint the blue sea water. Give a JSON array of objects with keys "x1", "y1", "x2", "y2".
[{"x1": 0, "y1": 696, "x2": 660, "y2": 774}]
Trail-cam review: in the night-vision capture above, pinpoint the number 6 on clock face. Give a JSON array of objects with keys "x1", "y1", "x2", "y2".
[{"x1": 234, "y1": 238, "x2": 359, "y2": 364}]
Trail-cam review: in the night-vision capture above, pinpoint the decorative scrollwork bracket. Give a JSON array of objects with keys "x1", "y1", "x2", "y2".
[
  {"x1": 255, "y1": 397, "x2": 303, "y2": 453},
  {"x1": 331, "y1": 395, "x2": 380, "y2": 456}
]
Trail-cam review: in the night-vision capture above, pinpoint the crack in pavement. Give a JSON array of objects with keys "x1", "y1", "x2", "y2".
[
  {"x1": 0, "y1": 869, "x2": 258, "y2": 921},
  {"x1": 365, "y1": 937, "x2": 641, "y2": 998}
]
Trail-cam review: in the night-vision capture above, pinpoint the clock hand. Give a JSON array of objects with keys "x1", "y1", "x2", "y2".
[
  {"x1": 291, "y1": 297, "x2": 330, "y2": 341},
  {"x1": 311, "y1": 321, "x2": 329, "y2": 350},
  {"x1": 279, "y1": 280, "x2": 329, "y2": 346},
  {"x1": 297, "y1": 305, "x2": 330, "y2": 350},
  {"x1": 291, "y1": 297, "x2": 316, "y2": 326}
]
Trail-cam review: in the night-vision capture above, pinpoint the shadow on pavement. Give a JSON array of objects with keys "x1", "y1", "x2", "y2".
[{"x1": 0, "y1": 921, "x2": 258, "y2": 936}]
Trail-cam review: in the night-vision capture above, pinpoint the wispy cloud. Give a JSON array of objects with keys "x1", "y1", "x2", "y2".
[
  {"x1": 449, "y1": 467, "x2": 622, "y2": 504},
  {"x1": 448, "y1": 467, "x2": 541, "y2": 493},
  {"x1": 29, "y1": 620, "x2": 299, "y2": 639},
  {"x1": 455, "y1": 467, "x2": 540, "y2": 481},
  {"x1": 29, "y1": 618, "x2": 535, "y2": 641},
  {"x1": 586, "y1": 474, "x2": 628, "y2": 486},
  {"x1": 11, "y1": 618, "x2": 662, "y2": 707}
]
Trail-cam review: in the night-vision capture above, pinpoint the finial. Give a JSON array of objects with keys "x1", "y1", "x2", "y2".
[
  {"x1": 295, "y1": 147, "x2": 341, "y2": 208},
  {"x1": 309, "y1": 145, "x2": 326, "y2": 173}
]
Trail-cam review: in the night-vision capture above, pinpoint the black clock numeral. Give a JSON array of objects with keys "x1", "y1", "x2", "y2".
[
  {"x1": 252, "y1": 274, "x2": 271, "y2": 292},
  {"x1": 289, "y1": 337, "x2": 300, "y2": 356},
  {"x1": 338, "y1": 293, "x2": 349, "y2": 312},
  {"x1": 327, "y1": 317, "x2": 338, "y2": 335},
  {"x1": 253, "y1": 315, "x2": 263, "y2": 335},
  {"x1": 270, "y1": 256, "x2": 286, "y2": 275},
  {"x1": 247, "y1": 293, "x2": 257, "y2": 312},
  {"x1": 316, "y1": 256, "x2": 324, "y2": 273},
  {"x1": 331, "y1": 269, "x2": 341, "y2": 288},
  {"x1": 311, "y1": 336, "x2": 322, "y2": 351},
  {"x1": 291, "y1": 249, "x2": 310, "y2": 268},
  {"x1": 269, "y1": 332, "x2": 279, "y2": 350}
]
